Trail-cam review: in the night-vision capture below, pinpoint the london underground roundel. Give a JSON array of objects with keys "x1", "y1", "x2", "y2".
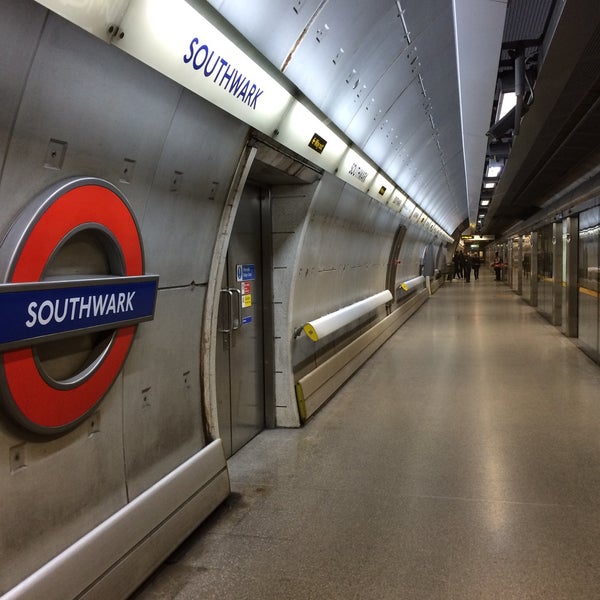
[{"x1": 0, "y1": 177, "x2": 158, "y2": 435}]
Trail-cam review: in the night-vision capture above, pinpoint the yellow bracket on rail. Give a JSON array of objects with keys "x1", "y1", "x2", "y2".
[
  {"x1": 295, "y1": 382, "x2": 307, "y2": 422},
  {"x1": 303, "y1": 323, "x2": 319, "y2": 342}
]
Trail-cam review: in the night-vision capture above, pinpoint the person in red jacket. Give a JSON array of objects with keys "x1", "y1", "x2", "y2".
[{"x1": 493, "y1": 252, "x2": 503, "y2": 281}]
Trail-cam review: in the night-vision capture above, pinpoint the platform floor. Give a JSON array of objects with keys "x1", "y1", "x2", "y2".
[{"x1": 133, "y1": 271, "x2": 600, "y2": 599}]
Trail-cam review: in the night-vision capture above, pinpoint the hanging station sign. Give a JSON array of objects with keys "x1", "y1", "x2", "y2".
[{"x1": 113, "y1": 0, "x2": 292, "y2": 135}]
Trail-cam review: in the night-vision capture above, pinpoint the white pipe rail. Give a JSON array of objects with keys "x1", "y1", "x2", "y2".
[
  {"x1": 399, "y1": 275, "x2": 425, "y2": 292},
  {"x1": 302, "y1": 290, "x2": 393, "y2": 342}
]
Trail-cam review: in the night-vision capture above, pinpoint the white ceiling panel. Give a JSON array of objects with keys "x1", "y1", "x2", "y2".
[
  {"x1": 205, "y1": 0, "x2": 506, "y2": 234},
  {"x1": 205, "y1": 0, "x2": 325, "y2": 68}
]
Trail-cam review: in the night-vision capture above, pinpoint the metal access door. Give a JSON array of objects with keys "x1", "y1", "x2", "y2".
[{"x1": 216, "y1": 185, "x2": 265, "y2": 458}]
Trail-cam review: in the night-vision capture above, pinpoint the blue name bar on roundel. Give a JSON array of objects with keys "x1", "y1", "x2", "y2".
[{"x1": 0, "y1": 275, "x2": 159, "y2": 351}]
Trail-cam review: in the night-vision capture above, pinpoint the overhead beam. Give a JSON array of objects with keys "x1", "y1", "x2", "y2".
[{"x1": 452, "y1": 0, "x2": 508, "y2": 227}]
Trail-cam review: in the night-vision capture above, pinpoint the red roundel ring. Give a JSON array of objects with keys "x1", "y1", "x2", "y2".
[{"x1": 0, "y1": 178, "x2": 144, "y2": 434}]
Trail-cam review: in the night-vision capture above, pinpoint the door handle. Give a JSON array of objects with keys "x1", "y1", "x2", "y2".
[
  {"x1": 218, "y1": 289, "x2": 233, "y2": 333},
  {"x1": 230, "y1": 287, "x2": 242, "y2": 331}
]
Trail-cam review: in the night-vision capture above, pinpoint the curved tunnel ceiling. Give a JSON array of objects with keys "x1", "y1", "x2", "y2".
[{"x1": 206, "y1": 0, "x2": 507, "y2": 235}]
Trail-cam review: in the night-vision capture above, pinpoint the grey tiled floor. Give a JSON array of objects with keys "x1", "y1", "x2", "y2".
[{"x1": 133, "y1": 273, "x2": 600, "y2": 599}]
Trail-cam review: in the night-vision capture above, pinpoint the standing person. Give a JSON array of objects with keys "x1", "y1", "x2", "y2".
[
  {"x1": 493, "y1": 252, "x2": 502, "y2": 281},
  {"x1": 453, "y1": 252, "x2": 462, "y2": 278},
  {"x1": 472, "y1": 253, "x2": 481, "y2": 280},
  {"x1": 463, "y1": 252, "x2": 472, "y2": 282},
  {"x1": 458, "y1": 250, "x2": 465, "y2": 279}
]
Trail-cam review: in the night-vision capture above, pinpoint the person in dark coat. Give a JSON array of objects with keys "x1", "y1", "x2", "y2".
[
  {"x1": 460, "y1": 251, "x2": 467, "y2": 279},
  {"x1": 463, "y1": 252, "x2": 472, "y2": 282},
  {"x1": 472, "y1": 253, "x2": 481, "y2": 280},
  {"x1": 453, "y1": 252, "x2": 462, "y2": 278}
]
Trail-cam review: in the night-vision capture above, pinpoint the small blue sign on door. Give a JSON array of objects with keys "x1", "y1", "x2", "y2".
[{"x1": 236, "y1": 264, "x2": 255, "y2": 282}]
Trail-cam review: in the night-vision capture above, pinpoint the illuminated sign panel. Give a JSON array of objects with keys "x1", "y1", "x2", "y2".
[
  {"x1": 368, "y1": 173, "x2": 393, "y2": 204},
  {"x1": 401, "y1": 199, "x2": 415, "y2": 219},
  {"x1": 33, "y1": 0, "x2": 130, "y2": 41},
  {"x1": 114, "y1": 0, "x2": 292, "y2": 134},
  {"x1": 461, "y1": 234, "x2": 495, "y2": 241},
  {"x1": 308, "y1": 133, "x2": 328, "y2": 154},
  {"x1": 275, "y1": 102, "x2": 346, "y2": 172},
  {"x1": 388, "y1": 190, "x2": 407, "y2": 211},
  {"x1": 338, "y1": 148, "x2": 376, "y2": 192},
  {"x1": 182, "y1": 39, "x2": 266, "y2": 110}
]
